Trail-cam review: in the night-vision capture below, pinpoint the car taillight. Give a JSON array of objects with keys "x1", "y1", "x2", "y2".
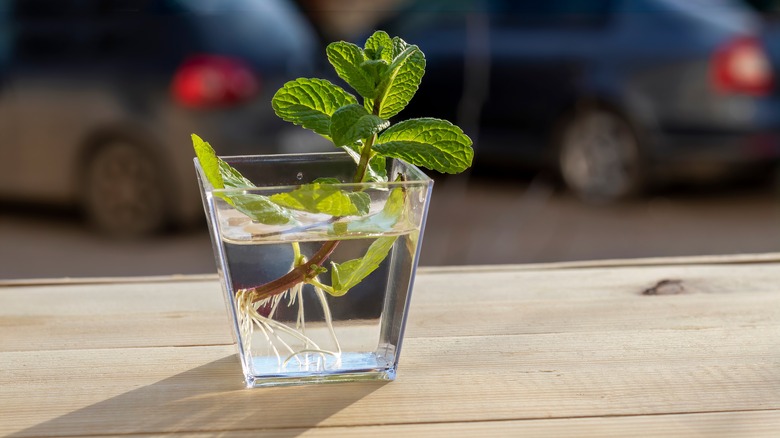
[
  {"x1": 711, "y1": 36, "x2": 774, "y2": 96},
  {"x1": 172, "y1": 55, "x2": 259, "y2": 108}
]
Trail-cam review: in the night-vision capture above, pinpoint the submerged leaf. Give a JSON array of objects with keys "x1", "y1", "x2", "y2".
[
  {"x1": 344, "y1": 185, "x2": 405, "y2": 234},
  {"x1": 270, "y1": 183, "x2": 370, "y2": 216},
  {"x1": 374, "y1": 118, "x2": 473, "y2": 173},
  {"x1": 330, "y1": 236, "x2": 398, "y2": 296},
  {"x1": 219, "y1": 160, "x2": 254, "y2": 188},
  {"x1": 229, "y1": 193, "x2": 297, "y2": 225}
]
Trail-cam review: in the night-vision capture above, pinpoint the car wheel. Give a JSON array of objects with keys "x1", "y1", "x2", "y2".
[
  {"x1": 558, "y1": 109, "x2": 644, "y2": 202},
  {"x1": 82, "y1": 140, "x2": 170, "y2": 236}
]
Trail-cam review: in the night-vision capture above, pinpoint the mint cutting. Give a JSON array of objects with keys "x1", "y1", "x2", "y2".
[{"x1": 193, "y1": 30, "x2": 473, "y2": 298}]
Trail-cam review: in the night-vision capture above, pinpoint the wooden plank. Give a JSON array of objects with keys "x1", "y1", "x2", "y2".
[
  {"x1": 99, "y1": 411, "x2": 780, "y2": 438},
  {"x1": 420, "y1": 252, "x2": 780, "y2": 273},
  {"x1": 2, "y1": 263, "x2": 779, "y2": 351},
  {"x1": 2, "y1": 322, "x2": 779, "y2": 436},
  {"x1": 0, "y1": 274, "x2": 218, "y2": 288},
  {"x1": 2, "y1": 252, "x2": 779, "y2": 289},
  {"x1": 0, "y1": 279, "x2": 233, "y2": 352}
]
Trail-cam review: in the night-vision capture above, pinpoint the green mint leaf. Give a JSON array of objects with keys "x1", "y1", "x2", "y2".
[
  {"x1": 368, "y1": 154, "x2": 388, "y2": 182},
  {"x1": 341, "y1": 143, "x2": 362, "y2": 163},
  {"x1": 344, "y1": 184, "x2": 404, "y2": 234},
  {"x1": 217, "y1": 159, "x2": 297, "y2": 225},
  {"x1": 379, "y1": 46, "x2": 425, "y2": 119},
  {"x1": 229, "y1": 193, "x2": 297, "y2": 225},
  {"x1": 191, "y1": 134, "x2": 223, "y2": 189},
  {"x1": 374, "y1": 118, "x2": 473, "y2": 173},
  {"x1": 365, "y1": 39, "x2": 425, "y2": 119},
  {"x1": 192, "y1": 136, "x2": 296, "y2": 225},
  {"x1": 326, "y1": 42, "x2": 377, "y2": 99},
  {"x1": 330, "y1": 104, "x2": 389, "y2": 147},
  {"x1": 333, "y1": 222, "x2": 348, "y2": 235},
  {"x1": 272, "y1": 78, "x2": 357, "y2": 138},
  {"x1": 218, "y1": 160, "x2": 254, "y2": 188},
  {"x1": 270, "y1": 183, "x2": 370, "y2": 216},
  {"x1": 347, "y1": 192, "x2": 371, "y2": 215},
  {"x1": 329, "y1": 236, "x2": 397, "y2": 296},
  {"x1": 312, "y1": 177, "x2": 342, "y2": 184},
  {"x1": 360, "y1": 59, "x2": 390, "y2": 90},
  {"x1": 364, "y1": 30, "x2": 393, "y2": 62}
]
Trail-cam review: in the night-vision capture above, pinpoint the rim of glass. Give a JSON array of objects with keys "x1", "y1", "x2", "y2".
[{"x1": 194, "y1": 152, "x2": 433, "y2": 194}]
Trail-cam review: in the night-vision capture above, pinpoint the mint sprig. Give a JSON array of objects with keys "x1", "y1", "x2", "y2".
[
  {"x1": 271, "y1": 30, "x2": 472, "y2": 181},
  {"x1": 193, "y1": 31, "x2": 474, "y2": 301}
]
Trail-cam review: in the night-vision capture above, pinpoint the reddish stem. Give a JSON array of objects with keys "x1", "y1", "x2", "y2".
[{"x1": 245, "y1": 240, "x2": 340, "y2": 304}]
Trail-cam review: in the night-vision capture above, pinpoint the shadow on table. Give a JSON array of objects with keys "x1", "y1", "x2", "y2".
[{"x1": 12, "y1": 355, "x2": 388, "y2": 436}]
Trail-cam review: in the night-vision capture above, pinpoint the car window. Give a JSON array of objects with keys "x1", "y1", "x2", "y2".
[
  {"x1": 490, "y1": 0, "x2": 614, "y2": 27},
  {"x1": 385, "y1": 0, "x2": 613, "y2": 33},
  {"x1": 744, "y1": 0, "x2": 780, "y2": 18},
  {"x1": 0, "y1": 2, "x2": 10, "y2": 69},
  {"x1": 376, "y1": 0, "x2": 474, "y2": 37},
  {"x1": 7, "y1": 0, "x2": 224, "y2": 65},
  {"x1": 10, "y1": 0, "x2": 89, "y2": 62}
]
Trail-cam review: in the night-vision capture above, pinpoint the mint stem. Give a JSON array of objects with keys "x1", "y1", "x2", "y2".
[
  {"x1": 353, "y1": 99, "x2": 382, "y2": 183},
  {"x1": 248, "y1": 240, "x2": 340, "y2": 304},
  {"x1": 353, "y1": 133, "x2": 377, "y2": 183}
]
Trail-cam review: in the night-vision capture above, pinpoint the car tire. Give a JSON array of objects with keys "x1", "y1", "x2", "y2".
[
  {"x1": 558, "y1": 109, "x2": 644, "y2": 202},
  {"x1": 82, "y1": 140, "x2": 170, "y2": 237}
]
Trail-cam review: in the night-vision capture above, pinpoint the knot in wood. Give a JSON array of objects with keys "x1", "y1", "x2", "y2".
[{"x1": 642, "y1": 279, "x2": 685, "y2": 296}]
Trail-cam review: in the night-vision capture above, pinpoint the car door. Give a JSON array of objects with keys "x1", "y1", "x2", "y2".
[{"x1": 15, "y1": 0, "x2": 110, "y2": 203}]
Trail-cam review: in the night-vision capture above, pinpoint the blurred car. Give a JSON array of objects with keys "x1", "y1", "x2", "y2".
[
  {"x1": 0, "y1": 0, "x2": 321, "y2": 236},
  {"x1": 375, "y1": 0, "x2": 780, "y2": 201}
]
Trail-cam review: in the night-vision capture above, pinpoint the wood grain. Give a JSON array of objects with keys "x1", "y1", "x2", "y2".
[{"x1": 0, "y1": 256, "x2": 778, "y2": 436}]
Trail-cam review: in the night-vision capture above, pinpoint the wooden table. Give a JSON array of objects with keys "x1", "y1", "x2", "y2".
[{"x1": 2, "y1": 254, "x2": 779, "y2": 437}]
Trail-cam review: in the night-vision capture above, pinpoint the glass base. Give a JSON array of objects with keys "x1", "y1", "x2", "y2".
[{"x1": 245, "y1": 352, "x2": 397, "y2": 387}]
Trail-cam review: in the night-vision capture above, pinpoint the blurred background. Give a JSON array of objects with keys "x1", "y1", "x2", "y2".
[{"x1": 2, "y1": 0, "x2": 780, "y2": 279}]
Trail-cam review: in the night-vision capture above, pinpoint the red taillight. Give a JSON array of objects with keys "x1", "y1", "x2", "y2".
[
  {"x1": 172, "y1": 55, "x2": 259, "y2": 108},
  {"x1": 711, "y1": 36, "x2": 774, "y2": 96}
]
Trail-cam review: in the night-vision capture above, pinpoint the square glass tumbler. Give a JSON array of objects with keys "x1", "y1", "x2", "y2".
[{"x1": 195, "y1": 152, "x2": 433, "y2": 387}]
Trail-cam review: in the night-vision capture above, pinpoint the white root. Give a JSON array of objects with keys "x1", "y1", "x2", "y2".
[
  {"x1": 234, "y1": 244, "x2": 345, "y2": 372},
  {"x1": 314, "y1": 285, "x2": 342, "y2": 357},
  {"x1": 252, "y1": 316, "x2": 282, "y2": 366},
  {"x1": 296, "y1": 284, "x2": 307, "y2": 343},
  {"x1": 235, "y1": 284, "x2": 340, "y2": 371}
]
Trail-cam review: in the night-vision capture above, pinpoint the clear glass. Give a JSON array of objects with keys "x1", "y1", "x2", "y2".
[{"x1": 195, "y1": 152, "x2": 433, "y2": 387}]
